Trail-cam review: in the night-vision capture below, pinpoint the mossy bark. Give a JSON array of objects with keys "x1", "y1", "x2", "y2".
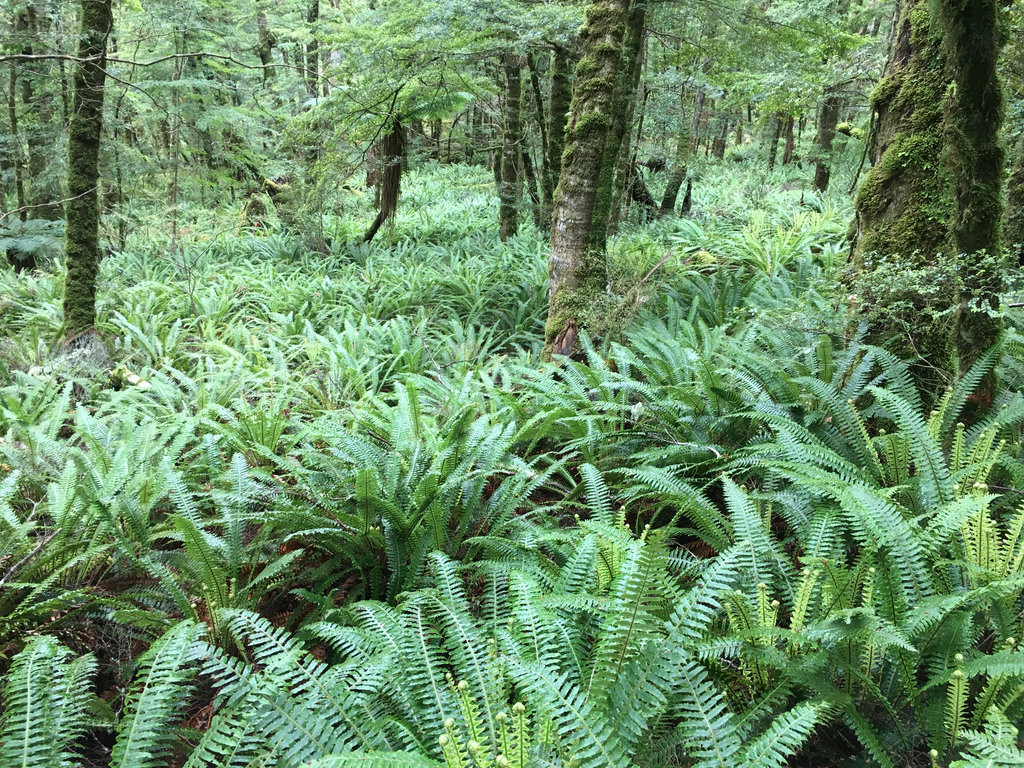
[
  {"x1": 851, "y1": 0, "x2": 1006, "y2": 398},
  {"x1": 63, "y1": 0, "x2": 112, "y2": 335},
  {"x1": 256, "y1": 13, "x2": 276, "y2": 82},
  {"x1": 546, "y1": 44, "x2": 574, "y2": 208},
  {"x1": 590, "y1": 0, "x2": 646, "y2": 249},
  {"x1": 543, "y1": 0, "x2": 630, "y2": 360},
  {"x1": 939, "y1": 0, "x2": 1005, "y2": 382},
  {"x1": 499, "y1": 54, "x2": 523, "y2": 241}
]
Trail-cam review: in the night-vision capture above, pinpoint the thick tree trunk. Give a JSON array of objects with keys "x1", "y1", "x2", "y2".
[
  {"x1": 850, "y1": 0, "x2": 976, "y2": 396},
  {"x1": 812, "y1": 88, "x2": 843, "y2": 193},
  {"x1": 940, "y1": 0, "x2": 1005, "y2": 387},
  {"x1": 499, "y1": 54, "x2": 523, "y2": 241},
  {"x1": 544, "y1": 0, "x2": 630, "y2": 359},
  {"x1": 63, "y1": 0, "x2": 112, "y2": 334}
]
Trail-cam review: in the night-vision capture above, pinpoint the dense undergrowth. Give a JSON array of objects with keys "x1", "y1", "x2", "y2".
[{"x1": 2, "y1": 164, "x2": 1024, "y2": 767}]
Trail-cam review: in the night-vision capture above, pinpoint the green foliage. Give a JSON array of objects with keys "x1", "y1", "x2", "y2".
[{"x1": 2, "y1": 162, "x2": 1024, "y2": 768}]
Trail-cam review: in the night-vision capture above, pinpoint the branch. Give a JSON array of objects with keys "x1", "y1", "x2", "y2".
[{"x1": 0, "y1": 188, "x2": 97, "y2": 226}]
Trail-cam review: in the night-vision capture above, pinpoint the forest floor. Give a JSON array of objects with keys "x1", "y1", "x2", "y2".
[{"x1": 2, "y1": 161, "x2": 1023, "y2": 768}]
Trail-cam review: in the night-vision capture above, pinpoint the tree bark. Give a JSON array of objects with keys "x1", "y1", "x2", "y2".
[
  {"x1": 661, "y1": 83, "x2": 690, "y2": 214},
  {"x1": 590, "y1": 0, "x2": 646, "y2": 249},
  {"x1": 546, "y1": 44, "x2": 573, "y2": 212},
  {"x1": 305, "y1": 0, "x2": 319, "y2": 97},
  {"x1": 499, "y1": 54, "x2": 523, "y2": 241},
  {"x1": 767, "y1": 113, "x2": 783, "y2": 170},
  {"x1": 711, "y1": 115, "x2": 729, "y2": 159},
  {"x1": 363, "y1": 115, "x2": 404, "y2": 243},
  {"x1": 63, "y1": 0, "x2": 112, "y2": 334},
  {"x1": 812, "y1": 87, "x2": 843, "y2": 193},
  {"x1": 527, "y1": 53, "x2": 552, "y2": 218},
  {"x1": 544, "y1": 0, "x2": 630, "y2": 359},
  {"x1": 256, "y1": 13, "x2": 276, "y2": 82},
  {"x1": 781, "y1": 114, "x2": 796, "y2": 165},
  {"x1": 940, "y1": 0, "x2": 1005, "y2": 386},
  {"x1": 850, "y1": 0, "x2": 1003, "y2": 397}
]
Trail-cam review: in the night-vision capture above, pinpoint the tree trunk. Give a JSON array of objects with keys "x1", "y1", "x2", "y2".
[
  {"x1": 812, "y1": 87, "x2": 843, "y2": 193},
  {"x1": 781, "y1": 115, "x2": 795, "y2": 165},
  {"x1": 499, "y1": 54, "x2": 523, "y2": 241},
  {"x1": 256, "y1": 13, "x2": 276, "y2": 81},
  {"x1": 544, "y1": 0, "x2": 630, "y2": 359},
  {"x1": 363, "y1": 116, "x2": 404, "y2": 243},
  {"x1": 711, "y1": 115, "x2": 729, "y2": 159},
  {"x1": 63, "y1": 0, "x2": 112, "y2": 335},
  {"x1": 851, "y1": 0, "x2": 959, "y2": 395},
  {"x1": 527, "y1": 53, "x2": 552, "y2": 221},
  {"x1": 590, "y1": 0, "x2": 646, "y2": 249},
  {"x1": 305, "y1": 0, "x2": 319, "y2": 97},
  {"x1": 941, "y1": 0, "x2": 1005, "y2": 393},
  {"x1": 522, "y1": 149, "x2": 544, "y2": 231},
  {"x1": 546, "y1": 44, "x2": 573, "y2": 210},
  {"x1": 661, "y1": 83, "x2": 690, "y2": 214},
  {"x1": 767, "y1": 113, "x2": 783, "y2": 170}
]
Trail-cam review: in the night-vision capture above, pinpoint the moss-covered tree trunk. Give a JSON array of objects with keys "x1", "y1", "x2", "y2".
[
  {"x1": 852, "y1": 0, "x2": 1006, "y2": 398},
  {"x1": 590, "y1": 0, "x2": 646, "y2": 248},
  {"x1": 63, "y1": 0, "x2": 112, "y2": 335},
  {"x1": 940, "y1": 0, "x2": 1005, "y2": 386},
  {"x1": 256, "y1": 13, "x2": 276, "y2": 82},
  {"x1": 851, "y1": 0, "x2": 956, "y2": 393},
  {"x1": 543, "y1": 0, "x2": 630, "y2": 359},
  {"x1": 812, "y1": 88, "x2": 843, "y2": 193},
  {"x1": 499, "y1": 54, "x2": 523, "y2": 241}
]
